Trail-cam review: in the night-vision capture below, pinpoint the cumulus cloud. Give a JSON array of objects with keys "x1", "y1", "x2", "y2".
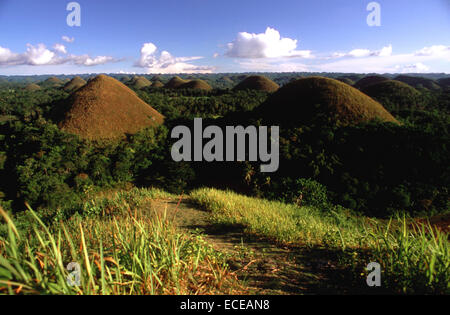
[
  {"x1": 69, "y1": 55, "x2": 117, "y2": 66},
  {"x1": 315, "y1": 44, "x2": 450, "y2": 73},
  {"x1": 237, "y1": 59, "x2": 309, "y2": 72},
  {"x1": 414, "y1": 45, "x2": 450, "y2": 57},
  {"x1": 53, "y1": 43, "x2": 67, "y2": 54},
  {"x1": 396, "y1": 62, "x2": 430, "y2": 73},
  {"x1": 226, "y1": 27, "x2": 313, "y2": 59},
  {"x1": 135, "y1": 42, "x2": 214, "y2": 74},
  {"x1": 62, "y1": 36, "x2": 75, "y2": 43},
  {"x1": 331, "y1": 45, "x2": 392, "y2": 59},
  {"x1": 0, "y1": 43, "x2": 118, "y2": 67}
]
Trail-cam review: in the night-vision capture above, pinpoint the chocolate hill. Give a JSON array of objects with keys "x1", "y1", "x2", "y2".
[
  {"x1": 361, "y1": 80, "x2": 421, "y2": 110},
  {"x1": 336, "y1": 77, "x2": 355, "y2": 86},
  {"x1": 354, "y1": 75, "x2": 390, "y2": 90},
  {"x1": 130, "y1": 76, "x2": 152, "y2": 89},
  {"x1": 58, "y1": 75, "x2": 164, "y2": 140},
  {"x1": 256, "y1": 77, "x2": 399, "y2": 126},
  {"x1": 394, "y1": 75, "x2": 441, "y2": 91},
  {"x1": 41, "y1": 77, "x2": 63, "y2": 87},
  {"x1": 234, "y1": 75, "x2": 279, "y2": 92},
  {"x1": 437, "y1": 78, "x2": 450, "y2": 89},
  {"x1": 165, "y1": 76, "x2": 189, "y2": 89},
  {"x1": 152, "y1": 80, "x2": 164, "y2": 88},
  {"x1": 179, "y1": 79, "x2": 213, "y2": 91},
  {"x1": 63, "y1": 76, "x2": 87, "y2": 93},
  {"x1": 25, "y1": 83, "x2": 42, "y2": 92}
]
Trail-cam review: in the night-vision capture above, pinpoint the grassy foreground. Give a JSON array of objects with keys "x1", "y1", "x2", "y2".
[
  {"x1": 0, "y1": 188, "x2": 241, "y2": 295},
  {"x1": 190, "y1": 188, "x2": 449, "y2": 294},
  {"x1": 0, "y1": 187, "x2": 448, "y2": 295}
]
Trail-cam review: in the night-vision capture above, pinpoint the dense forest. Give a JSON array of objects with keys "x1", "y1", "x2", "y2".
[{"x1": 0, "y1": 72, "x2": 449, "y2": 221}]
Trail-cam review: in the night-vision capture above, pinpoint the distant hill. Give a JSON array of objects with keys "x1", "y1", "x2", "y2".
[
  {"x1": 24, "y1": 83, "x2": 42, "y2": 92},
  {"x1": 120, "y1": 75, "x2": 131, "y2": 83},
  {"x1": 234, "y1": 75, "x2": 280, "y2": 92},
  {"x1": 257, "y1": 76, "x2": 399, "y2": 126},
  {"x1": 130, "y1": 76, "x2": 152, "y2": 89},
  {"x1": 394, "y1": 75, "x2": 441, "y2": 91},
  {"x1": 152, "y1": 80, "x2": 164, "y2": 88},
  {"x1": 58, "y1": 75, "x2": 164, "y2": 140},
  {"x1": 63, "y1": 76, "x2": 87, "y2": 93},
  {"x1": 40, "y1": 77, "x2": 63, "y2": 87},
  {"x1": 179, "y1": 79, "x2": 213, "y2": 91},
  {"x1": 437, "y1": 78, "x2": 450, "y2": 88},
  {"x1": 165, "y1": 76, "x2": 189, "y2": 89},
  {"x1": 354, "y1": 75, "x2": 390, "y2": 90},
  {"x1": 361, "y1": 80, "x2": 422, "y2": 111},
  {"x1": 336, "y1": 77, "x2": 355, "y2": 86}
]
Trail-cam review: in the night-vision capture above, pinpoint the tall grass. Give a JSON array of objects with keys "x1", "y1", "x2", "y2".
[
  {"x1": 0, "y1": 188, "x2": 240, "y2": 295},
  {"x1": 190, "y1": 188, "x2": 449, "y2": 294}
]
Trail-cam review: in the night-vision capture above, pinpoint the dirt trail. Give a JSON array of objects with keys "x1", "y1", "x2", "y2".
[{"x1": 151, "y1": 197, "x2": 370, "y2": 295}]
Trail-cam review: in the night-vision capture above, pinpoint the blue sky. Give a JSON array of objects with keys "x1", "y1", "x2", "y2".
[{"x1": 0, "y1": 0, "x2": 449, "y2": 74}]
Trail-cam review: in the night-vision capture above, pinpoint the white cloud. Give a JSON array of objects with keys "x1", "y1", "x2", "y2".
[
  {"x1": 0, "y1": 46, "x2": 21, "y2": 66},
  {"x1": 414, "y1": 45, "x2": 450, "y2": 57},
  {"x1": 237, "y1": 59, "x2": 309, "y2": 72},
  {"x1": 0, "y1": 43, "x2": 117, "y2": 67},
  {"x1": 69, "y1": 55, "x2": 117, "y2": 66},
  {"x1": 331, "y1": 45, "x2": 392, "y2": 59},
  {"x1": 316, "y1": 44, "x2": 450, "y2": 73},
  {"x1": 135, "y1": 42, "x2": 214, "y2": 74},
  {"x1": 62, "y1": 36, "x2": 75, "y2": 43},
  {"x1": 53, "y1": 43, "x2": 67, "y2": 54},
  {"x1": 226, "y1": 27, "x2": 313, "y2": 59},
  {"x1": 396, "y1": 62, "x2": 430, "y2": 73}
]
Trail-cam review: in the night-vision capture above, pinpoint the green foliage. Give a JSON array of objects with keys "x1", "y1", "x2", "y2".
[
  {"x1": 190, "y1": 188, "x2": 449, "y2": 294},
  {"x1": 0, "y1": 192, "x2": 235, "y2": 295}
]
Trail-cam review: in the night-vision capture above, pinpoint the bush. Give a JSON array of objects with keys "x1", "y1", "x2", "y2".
[{"x1": 279, "y1": 178, "x2": 331, "y2": 210}]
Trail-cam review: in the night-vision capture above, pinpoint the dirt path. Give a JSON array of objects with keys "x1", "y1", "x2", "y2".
[{"x1": 151, "y1": 197, "x2": 370, "y2": 295}]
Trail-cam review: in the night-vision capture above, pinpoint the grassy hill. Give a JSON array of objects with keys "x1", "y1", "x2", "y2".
[
  {"x1": 24, "y1": 83, "x2": 41, "y2": 92},
  {"x1": 234, "y1": 75, "x2": 280, "y2": 92},
  {"x1": 354, "y1": 75, "x2": 390, "y2": 90},
  {"x1": 165, "y1": 76, "x2": 189, "y2": 89},
  {"x1": 130, "y1": 76, "x2": 152, "y2": 89},
  {"x1": 361, "y1": 80, "x2": 421, "y2": 111},
  {"x1": 58, "y1": 75, "x2": 164, "y2": 140},
  {"x1": 63, "y1": 76, "x2": 87, "y2": 93},
  {"x1": 394, "y1": 75, "x2": 441, "y2": 91},
  {"x1": 257, "y1": 76, "x2": 399, "y2": 126},
  {"x1": 179, "y1": 79, "x2": 213, "y2": 91}
]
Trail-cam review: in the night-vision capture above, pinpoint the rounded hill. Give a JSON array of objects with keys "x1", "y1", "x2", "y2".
[
  {"x1": 354, "y1": 75, "x2": 390, "y2": 90},
  {"x1": 394, "y1": 75, "x2": 441, "y2": 90},
  {"x1": 180, "y1": 79, "x2": 213, "y2": 91},
  {"x1": 165, "y1": 76, "x2": 189, "y2": 89},
  {"x1": 120, "y1": 75, "x2": 131, "y2": 83},
  {"x1": 130, "y1": 76, "x2": 152, "y2": 89},
  {"x1": 234, "y1": 75, "x2": 279, "y2": 92},
  {"x1": 257, "y1": 77, "x2": 399, "y2": 126},
  {"x1": 63, "y1": 76, "x2": 87, "y2": 93},
  {"x1": 25, "y1": 83, "x2": 42, "y2": 92},
  {"x1": 41, "y1": 77, "x2": 63, "y2": 87},
  {"x1": 58, "y1": 75, "x2": 164, "y2": 140},
  {"x1": 336, "y1": 78, "x2": 355, "y2": 86},
  {"x1": 438, "y1": 78, "x2": 450, "y2": 88},
  {"x1": 361, "y1": 80, "x2": 421, "y2": 110},
  {"x1": 152, "y1": 80, "x2": 164, "y2": 88}
]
